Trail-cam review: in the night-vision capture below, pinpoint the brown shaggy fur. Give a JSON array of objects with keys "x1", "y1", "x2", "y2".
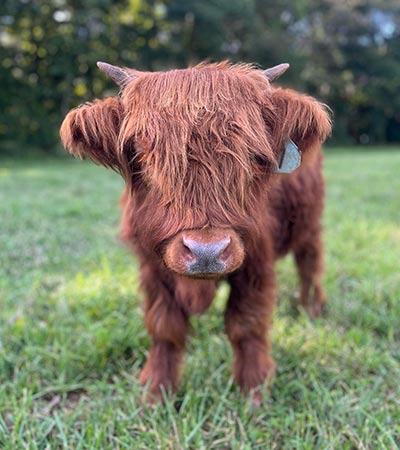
[{"x1": 60, "y1": 61, "x2": 332, "y2": 404}]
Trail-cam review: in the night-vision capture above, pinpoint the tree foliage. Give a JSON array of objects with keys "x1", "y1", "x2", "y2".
[{"x1": 0, "y1": 0, "x2": 399, "y2": 151}]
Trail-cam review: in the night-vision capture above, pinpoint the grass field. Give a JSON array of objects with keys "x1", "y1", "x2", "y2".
[{"x1": 1, "y1": 147, "x2": 399, "y2": 449}]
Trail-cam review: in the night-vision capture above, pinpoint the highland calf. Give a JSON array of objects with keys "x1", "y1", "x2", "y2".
[{"x1": 60, "y1": 61, "x2": 332, "y2": 405}]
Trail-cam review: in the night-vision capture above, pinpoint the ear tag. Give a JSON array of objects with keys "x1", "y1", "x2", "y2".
[{"x1": 274, "y1": 139, "x2": 301, "y2": 174}]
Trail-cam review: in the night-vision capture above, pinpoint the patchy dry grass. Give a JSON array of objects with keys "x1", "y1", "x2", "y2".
[{"x1": 0, "y1": 148, "x2": 399, "y2": 449}]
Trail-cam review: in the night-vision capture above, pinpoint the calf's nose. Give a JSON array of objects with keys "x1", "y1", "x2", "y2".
[
  {"x1": 182, "y1": 236, "x2": 231, "y2": 274},
  {"x1": 163, "y1": 227, "x2": 244, "y2": 278}
]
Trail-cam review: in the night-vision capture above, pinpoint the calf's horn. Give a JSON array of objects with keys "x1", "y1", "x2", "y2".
[
  {"x1": 97, "y1": 61, "x2": 137, "y2": 86},
  {"x1": 263, "y1": 63, "x2": 290, "y2": 82}
]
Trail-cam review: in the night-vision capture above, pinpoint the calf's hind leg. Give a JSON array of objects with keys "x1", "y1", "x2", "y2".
[{"x1": 294, "y1": 230, "x2": 327, "y2": 318}]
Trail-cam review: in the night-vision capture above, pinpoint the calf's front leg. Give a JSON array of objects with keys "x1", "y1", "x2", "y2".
[
  {"x1": 225, "y1": 259, "x2": 276, "y2": 404},
  {"x1": 139, "y1": 274, "x2": 189, "y2": 404}
]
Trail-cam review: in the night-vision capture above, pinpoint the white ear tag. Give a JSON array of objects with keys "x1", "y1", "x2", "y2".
[{"x1": 274, "y1": 139, "x2": 301, "y2": 174}]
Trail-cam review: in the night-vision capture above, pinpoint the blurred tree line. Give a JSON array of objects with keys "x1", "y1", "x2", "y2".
[{"x1": 0, "y1": 0, "x2": 399, "y2": 152}]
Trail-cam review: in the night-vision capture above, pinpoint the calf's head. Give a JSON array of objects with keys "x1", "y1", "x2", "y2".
[{"x1": 60, "y1": 62, "x2": 331, "y2": 278}]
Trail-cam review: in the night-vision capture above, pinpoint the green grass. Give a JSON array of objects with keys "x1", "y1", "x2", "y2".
[{"x1": 1, "y1": 147, "x2": 399, "y2": 449}]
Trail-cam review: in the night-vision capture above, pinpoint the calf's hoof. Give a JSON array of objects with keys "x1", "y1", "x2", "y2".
[
  {"x1": 239, "y1": 357, "x2": 276, "y2": 409},
  {"x1": 248, "y1": 386, "x2": 270, "y2": 409},
  {"x1": 309, "y1": 301, "x2": 326, "y2": 319},
  {"x1": 139, "y1": 369, "x2": 172, "y2": 406},
  {"x1": 140, "y1": 387, "x2": 165, "y2": 406}
]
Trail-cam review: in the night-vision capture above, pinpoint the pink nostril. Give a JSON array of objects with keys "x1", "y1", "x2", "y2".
[
  {"x1": 181, "y1": 240, "x2": 196, "y2": 261},
  {"x1": 219, "y1": 243, "x2": 232, "y2": 262}
]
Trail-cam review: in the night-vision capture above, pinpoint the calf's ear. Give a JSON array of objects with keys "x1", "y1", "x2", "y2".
[
  {"x1": 271, "y1": 88, "x2": 332, "y2": 156},
  {"x1": 60, "y1": 97, "x2": 123, "y2": 172}
]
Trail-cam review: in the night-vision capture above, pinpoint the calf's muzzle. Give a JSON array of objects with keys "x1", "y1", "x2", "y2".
[{"x1": 164, "y1": 228, "x2": 244, "y2": 278}]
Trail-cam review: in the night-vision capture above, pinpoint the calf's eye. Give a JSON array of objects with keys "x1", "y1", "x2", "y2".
[{"x1": 253, "y1": 154, "x2": 271, "y2": 169}]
